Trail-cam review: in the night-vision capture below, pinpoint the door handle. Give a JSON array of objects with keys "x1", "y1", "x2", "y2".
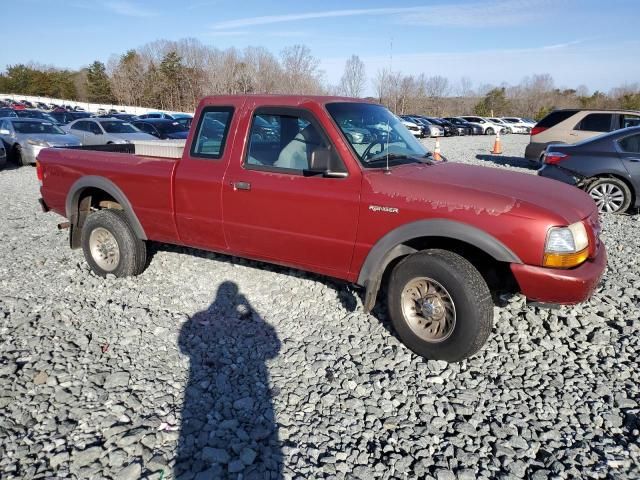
[{"x1": 232, "y1": 181, "x2": 251, "y2": 191}]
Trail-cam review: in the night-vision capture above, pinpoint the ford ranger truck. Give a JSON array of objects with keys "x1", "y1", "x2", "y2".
[{"x1": 37, "y1": 95, "x2": 607, "y2": 362}]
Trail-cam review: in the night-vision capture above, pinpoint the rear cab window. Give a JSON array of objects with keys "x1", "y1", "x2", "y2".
[{"x1": 190, "y1": 107, "x2": 234, "y2": 159}]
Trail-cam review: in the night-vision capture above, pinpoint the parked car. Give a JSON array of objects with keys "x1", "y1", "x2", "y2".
[
  {"x1": 21, "y1": 100, "x2": 35, "y2": 109},
  {"x1": 538, "y1": 126, "x2": 640, "y2": 214},
  {"x1": 525, "y1": 109, "x2": 640, "y2": 163},
  {"x1": 66, "y1": 118, "x2": 156, "y2": 145},
  {"x1": 14, "y1": 109, "x2": 62, "y2": 125},
  {"x1": 424, "y1": 117, "x2": 458, "y2": 136},
  {"x1": 400, "y1": 116, "x2": 429, "y2": 137},
  {"x1": 0, "y1": 141, "x2": 6, "y2": 170},
  {"x1": 171, "y1": 113, "x2": 194, "y2": 129},
  {"x1": 0, "y1": 108, "x2": 18, "y2": 118},
  {"x1": 0, "y1": 118, "x2": 81, "y2": 166},
  {"x1": 38, "y1": 95, "x2": 605, "y2": 362},
  {"x1": 109, "y1": 113, "x2": 138, "y2": 123},
  {"x1": 136, "y1": 112, "x2": 175, "y2": 120},
  {"x1": 501, "y1": 117, "x2": 535, "y2": 133},
  {"x1": 460, "y1": 116, "x2": 507, "y2": 135},
  {"x1": 132, "y1": 118, "x2": 189, "y2": 139},
  {"x1": 443, "y1": 117, "x2": 482, "y2": 135},
  {"x1": 35, "y1": 102, "x2": 50, "y2": 110},
  {"x1": 48, "y1": 111, "x2": 93, "y2": 125},
  {"x1": 489, "y1": 117, "x2": 525, "y2": 134}
]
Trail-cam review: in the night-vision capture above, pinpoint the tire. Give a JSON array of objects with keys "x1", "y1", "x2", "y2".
[
  {"x1": 586, "y1": 177, "x2": 632, "y2": 214},
  {"x1": 81, "y1": 209, "x2": 147, "y2": 277},
  {"x1": 387, "y1": 249, "x2": 493, "y2": 362},
  {"x1": 485, "y1": 127, "x2": 495, "y2": 136},
  {"x1": 13, "y1": 145, "x2": 28, "y2": 166}
]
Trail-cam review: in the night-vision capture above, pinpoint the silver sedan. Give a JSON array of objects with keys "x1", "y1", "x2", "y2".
[
  {"x1": 65, "y1": 118, "x2": 156, "y2": 145},
  {"x1": 0, "y1": 118, "x2": 81, "y2": 166}
]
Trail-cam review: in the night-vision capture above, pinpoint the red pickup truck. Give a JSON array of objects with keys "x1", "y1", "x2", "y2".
[{"x1": 37, "y1": 95, "x2": 607, "y2": 362}]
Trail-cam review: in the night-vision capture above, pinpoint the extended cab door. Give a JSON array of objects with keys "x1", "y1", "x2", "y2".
[
  {"x1": 222, "y1": 105, "x2": 361, "y2": 278},
  {"x1": 173, "y1": 105, "x2": 237, "y2": 251}
]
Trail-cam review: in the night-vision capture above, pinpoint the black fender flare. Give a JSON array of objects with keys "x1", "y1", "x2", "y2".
[
  {"x1": 65, "y1": 176, "x2": 147, "y2": 244},
  {"x1": 357, "y1": 219, "x2": 522, "y2": 312}
]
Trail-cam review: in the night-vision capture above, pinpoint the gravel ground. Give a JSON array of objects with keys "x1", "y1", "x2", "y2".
[{"x1": 0, "y1": 134, "x2": 638, "y2": 479}]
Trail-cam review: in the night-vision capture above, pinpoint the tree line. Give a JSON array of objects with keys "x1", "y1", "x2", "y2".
[{"x1": 1, "y1": 38, "x2": 639, "y2": 118}]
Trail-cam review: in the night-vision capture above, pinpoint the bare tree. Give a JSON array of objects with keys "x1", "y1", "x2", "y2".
[
  {"x1": 280, "y1": 45, "x2": 322, "y2": 94},
  {"x1": 339, "y1": 55, "x2": 366, "y2": 97}
]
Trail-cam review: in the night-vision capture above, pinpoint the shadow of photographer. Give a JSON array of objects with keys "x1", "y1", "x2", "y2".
[{"x1": 175, "y1": 281, "x2": 283, "y2": 479}]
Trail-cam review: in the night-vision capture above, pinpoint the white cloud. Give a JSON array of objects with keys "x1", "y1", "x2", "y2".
[
  {"x1": 104, "y1": 1, "x2": 157, "y2": 17},
  {"x1": 210, "y1": 1, "x2": 544, "y2": 30}
]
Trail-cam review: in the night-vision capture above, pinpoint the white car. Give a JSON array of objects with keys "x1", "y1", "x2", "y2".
[
  {"x1": 501, "y1": 117, "x2": 535, "y2": 134},
  {"x1": 460, "y1": 116, "x2": 508, "y2": 135},
  {"x1": 65, "y1": 118, "x2": 156, "y2": 145},
  {"x1": 401, "y1": 119, "x2": 424, "y2": 138},
  {"x1": 488, "y1": 117, "x2": 525, "y2": 134}
]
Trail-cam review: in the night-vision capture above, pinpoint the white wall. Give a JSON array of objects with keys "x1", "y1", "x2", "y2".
[{"x1": 0, "y1": 93, "x2": 191, "y2": 116}]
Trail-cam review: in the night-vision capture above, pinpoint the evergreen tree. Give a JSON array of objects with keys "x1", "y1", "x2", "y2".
[{"x1": 86, "y1": 61, "x2": 114, "y2": 103}]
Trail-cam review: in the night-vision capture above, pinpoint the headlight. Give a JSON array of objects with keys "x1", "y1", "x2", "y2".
[
  {"x1": 543, "y1": 221, "x2": 589, "y2": 268},
  {"x1": 27, "y1": 139, "x2": 49, "y2": 147}
]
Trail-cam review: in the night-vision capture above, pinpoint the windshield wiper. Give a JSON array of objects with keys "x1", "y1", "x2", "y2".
[{"x1": 364, "y1": 153, "x2": 434, "y2": 166}]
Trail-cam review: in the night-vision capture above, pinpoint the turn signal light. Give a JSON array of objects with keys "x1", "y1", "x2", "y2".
[{"x1": 543, "y1": 248, "x2": 589, "y2": 268}]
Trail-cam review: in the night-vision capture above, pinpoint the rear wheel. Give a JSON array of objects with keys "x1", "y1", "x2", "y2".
[
  {"x1": 587, "y1": 177, "x2": 632, "y2": 214},
  {"x1": 81, "y1": 209, "x2": 147, "y2": 277},
  {"x1": 387, "y1": 249, "x2": 493, "y2": 362}
]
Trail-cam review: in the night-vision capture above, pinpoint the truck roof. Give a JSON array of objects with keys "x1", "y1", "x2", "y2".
[{"x1": 198, "y1": 94, "x2": 374, "y2": 107}]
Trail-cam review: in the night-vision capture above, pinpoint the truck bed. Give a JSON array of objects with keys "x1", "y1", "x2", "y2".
[{"x1": 38, "y1": 147, "x2": 180, "y2": 243}]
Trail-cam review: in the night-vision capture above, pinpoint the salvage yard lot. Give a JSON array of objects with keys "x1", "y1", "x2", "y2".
[{"x1": 0, "y1": 135, "x2": 638, "y2": 479}]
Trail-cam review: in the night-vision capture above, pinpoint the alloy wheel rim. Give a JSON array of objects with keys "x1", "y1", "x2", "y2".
[
  {"x1": 400, "y1": 277, "x2": 456, "y2": 342},
  {"x1": 89, "y1": 227, "x2": 120, "y2": 272},
  {"x1": 589, "y1": 183, "x2": 625, "y2": 213}
]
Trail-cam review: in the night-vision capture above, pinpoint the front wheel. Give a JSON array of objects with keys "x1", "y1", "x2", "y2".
[
  {"x1": 81, "y1": 209, "x2": 147, "y2": 277},
  {"x1": 387, "y1": 249, "x2": 493, "y2": 362},
  {"x1": 485, "y1": 127, "x2": 495, "y2": 135},
  {"x1": 586, "y1": 177, "x2": 632, "y2": 214}
]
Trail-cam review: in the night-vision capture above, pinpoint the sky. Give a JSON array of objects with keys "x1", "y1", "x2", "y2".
[{"x1": 3, "y1": 0, "x2": 640, "y2": 95}]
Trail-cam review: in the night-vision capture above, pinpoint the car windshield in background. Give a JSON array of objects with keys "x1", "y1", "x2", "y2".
[
  {"x1": 100, "y1": 121, "x2": 138, "y2": 134},
  {"x1": 13, "y1": 121, "x2": 64, "y2": 134},
  {"x1": 156, "y1": 121, "x2": 188, "y2": 134},
  {"x1": 326, "y1": 102, "x2": 429, "y2": 167}
]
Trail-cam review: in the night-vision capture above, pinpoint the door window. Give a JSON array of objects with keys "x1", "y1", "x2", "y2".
[
  {"x1": 88, "y1": 122, "x2": 102, "y2": 134},
  {"x1": 620, "y1": 114, "x2": 640, "y2": 129},
  {"x1": 72, "y1": 121, "x2": 89, "y2": 131},
  {"x1": 244, "y1": 111, "x2": 346, "y2": 174},
  {"x1": 618, "y1": 134, "x2": 640, "y2": 153},
  {"x1": 190, "y1": 107, "x2": 233, "y2": 159},
  {"x1": 575, "y1": 113, "x2": 613, "y2": 132}
]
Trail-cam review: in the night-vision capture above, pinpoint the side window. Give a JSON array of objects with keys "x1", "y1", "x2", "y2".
[
  {"x1": 618, "y1": 134, "x2": 640, "y2": 153},
  {"x1": 89, "y1": 122, "x2": 102, "y2": 134},
  {"x1": 620, "y1": 114, "x2": 640, "y2": 129},
  {"x1": 575, "y1": 113, "x2": 613, "y2": 132},
  {"x1": 191, "y1": 107, "x2": 233, "y2": 159},
  {"x1": 244, "y1": 110, "x2": 346, "y2": 175},
  {"x1": 135, "y1": 123, "x2": 151, "y2": 134},
  {"x1": 72, "y1": 121, "x2": 87, "y2": 131}
]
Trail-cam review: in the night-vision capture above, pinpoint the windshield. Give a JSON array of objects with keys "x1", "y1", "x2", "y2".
[
  {"x1": 100, "y1": 121, "x2": 139, "y2": 133},
  {"x1": 327, "y1": 102, "x2": 429, "y2": 167},
  {"x1": 13, "y1": 121, "x2": 65, "y2": 134},
  {"x1": 156, "y1": 121, "x2": 188, "y2": 134}
]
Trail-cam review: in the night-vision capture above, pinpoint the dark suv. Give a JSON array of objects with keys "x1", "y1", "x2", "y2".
[{"x1": 525, "y1": 109, "x2": 640, "y2": 163}]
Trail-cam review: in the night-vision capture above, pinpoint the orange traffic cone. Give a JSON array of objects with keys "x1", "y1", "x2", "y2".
[
  {"x1": 491, "y1": 130, "x2": 503, "y2": 154},
  {"x1": 433, "y1": 137, "x2": 442, "y2": 161}
]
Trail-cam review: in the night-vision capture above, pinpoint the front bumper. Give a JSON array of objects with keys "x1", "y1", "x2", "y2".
[{"x1": 510, "y1": 245, "x2": 607, "y2": 305}]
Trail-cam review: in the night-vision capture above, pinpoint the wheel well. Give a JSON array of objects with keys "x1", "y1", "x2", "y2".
[
  {"x1": 375, "y1": 236, "x2": 518, "y2": 307},
  {"x1": 70, "y1": 188, "x2": 123, "y2": 248}
]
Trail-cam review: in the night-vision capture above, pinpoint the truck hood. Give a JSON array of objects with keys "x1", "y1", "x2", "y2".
[{"x1": 365, "y1": 162, "x2": 596, "y2": 224}]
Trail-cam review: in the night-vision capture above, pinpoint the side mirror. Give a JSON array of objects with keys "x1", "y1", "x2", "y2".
[{"x1": 310, "y1": 147, "x2": 347, "y2": 178}]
